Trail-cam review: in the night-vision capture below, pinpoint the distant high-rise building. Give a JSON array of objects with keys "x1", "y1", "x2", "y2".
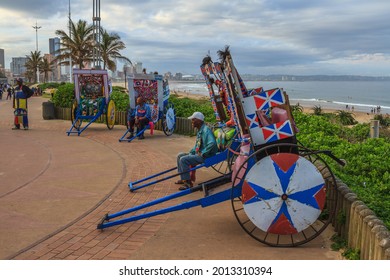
[
  {"x1": 123, "y1": 63, "x2": 134, "y2": 75},
  {"x1": 134, "y1": 62, "x2": 143, "y2": 74},
  {"x1": 0, "y1": 48, "x2": 4, "y2": 69},
  {"x1": 49, "y1": 37, "x2": 60, "y2": 56},
  {"x1": 10, "y1": 57, "x2": 28, "y2": 76},
  {"x1": 49, "y1": 37, "x2": 61, "y2": 81}
]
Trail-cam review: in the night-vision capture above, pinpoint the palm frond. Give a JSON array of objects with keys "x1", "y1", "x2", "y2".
[
  {"x1": 217, "y1": 45, "x2": 231, "y2": 62},
  {"x1": 201, "y1": 55, "x2": 212, "y2": 66}
]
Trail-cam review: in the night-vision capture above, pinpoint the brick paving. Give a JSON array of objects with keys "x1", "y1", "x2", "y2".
[{"x1": 0, "y1": 96, "x2": 341, "y2": 260}]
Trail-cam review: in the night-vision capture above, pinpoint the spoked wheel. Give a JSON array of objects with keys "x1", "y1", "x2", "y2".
[
  {"x1": 231, "y1": 143, "x2": 338, "y2": 247},
  {"x1": 70, "y1": 99, "x2": 82, "y2": 130},
  {"x1": 105, "y1": 99, "x2": 115, "y2": 130},
  {"x1": 162, "y1": 102, "x2": 176, "y2": 136}
]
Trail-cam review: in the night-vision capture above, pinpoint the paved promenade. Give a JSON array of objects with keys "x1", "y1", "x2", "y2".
[{"x1": 0, "y1": 96, "x2": 341, "y2": 260}]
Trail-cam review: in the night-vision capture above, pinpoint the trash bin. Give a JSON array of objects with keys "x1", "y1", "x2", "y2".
[{"x1": 42, "y1": 101, "x2": 55, "y2": 120}]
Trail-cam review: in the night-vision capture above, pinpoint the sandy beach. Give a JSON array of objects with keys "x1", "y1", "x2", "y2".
[
  {"x1": 169, "y1": 89, "x2": 379, "y2": 124},
  {"x1": 113, "y1": 81, "x2": 379, "y2": 124}
]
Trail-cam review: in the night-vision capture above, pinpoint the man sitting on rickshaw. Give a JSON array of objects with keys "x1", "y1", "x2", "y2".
[
  {"x1": 176, "y1": 112, "x2": 218, "y2": 190},
  {"x1": 127, "y1": 97, "x2": 151, "y2": 140}
]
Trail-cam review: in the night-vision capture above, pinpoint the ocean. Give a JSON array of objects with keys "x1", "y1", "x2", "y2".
[{"x1": 169, "y1": 80, "x2": 390, "y2": 114}]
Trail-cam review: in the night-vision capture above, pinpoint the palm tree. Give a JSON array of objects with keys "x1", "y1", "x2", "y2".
[
  {"x1": 336, "y1": 110, "x2": 357, "y2": 125},
  {"x1": 25, "y1": 50, "x2": 42, "y2": 83},
  {"x1": 291, "y1": 103, "x2": 303, "y2": 113},
  {"x1": 55, "y1": 19, "x2": 95, "y2": 69},
  {"x1": 24, "y1": 69, "x2": 35, "y2": 83},
  {"x1": 39, "y1": 57, "x2": 55, "y2": 82},
  {"x1": 100, "y1": 29, "x2": 132, "y2": 71},
  {"x1": 312, "y1": 105, "x2": 323, "y2": 115}
]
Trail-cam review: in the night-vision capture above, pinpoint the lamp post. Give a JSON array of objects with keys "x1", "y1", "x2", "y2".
[
  {"x1": 92, "y1": 0, "x2": 101, "y2": 69},
  {"x1": 124, "y1": 68, "x2": 127, "y2": 90},
  {"x1": 32, "y1": 21, "x2": 41, "y2": 83},
  {"x1": 69, "y1": 0, "x2": 72, "y2": 82}
]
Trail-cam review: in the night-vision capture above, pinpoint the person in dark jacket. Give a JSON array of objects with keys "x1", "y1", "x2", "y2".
[{"x1": 12, "y1": 78, "x2": 33, "y2": 130}]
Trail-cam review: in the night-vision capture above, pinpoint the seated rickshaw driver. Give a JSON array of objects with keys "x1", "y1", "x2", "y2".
[
  {"x1": 176, "y1": 112, "x2": 218, "y2": 190},
  {"x1": 128, "y1": 96, "x2": 151, "y2": 140}
]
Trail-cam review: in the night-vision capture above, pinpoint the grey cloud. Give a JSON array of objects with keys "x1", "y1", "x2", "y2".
[{"x1": 2, "y1": 0, "x2": 390, "y2": 75}]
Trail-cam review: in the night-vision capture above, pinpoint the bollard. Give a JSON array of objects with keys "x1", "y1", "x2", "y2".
[
  {"x1": 353, "y1": 204, "x2": 371, "y2": 252},
  {"x1": 367, "y1": 219, "x2": 385, "y2": 259},
  {"x1": 348, "y1": 201, "x2": 365, "y2": 249},
  {"x1": 371, "y1": 225, "x2": 388, "y2": 260},
  {"x1": 359, "y1": 211, "x2": 376, "y2": 259},
  {"x1": 370, "y1": 119, "x2": 379, "y2": 138},
  {"x1": 343, "y1": 193, "x2": 357, "y2": 240},
  {"x1": 338, "y1": 186, "x2": 353, "y2": 237},
  {"x1": 335, "y1": 185, "x2": 349, "y2": 233},
  {"x1": 361, "y1": 216, "x2": 380, "y2": 259},
  {"x1": 375, "y1": 234, "x2": 390, "y2": 260},
  {"x1": 386, "y1": 247, "x2": 390, "y2": 260}
]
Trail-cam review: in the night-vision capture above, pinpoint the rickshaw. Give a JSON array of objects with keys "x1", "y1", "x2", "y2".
[
  {"x1": 97, "y1": 49, "x2": 345, "y2": 247},
  {"x1": 67, "y1": 69, "x2": 115, "y2": 136},
  {"x1": 119, "y1": 73, "x2": 176, "y2": 142}
]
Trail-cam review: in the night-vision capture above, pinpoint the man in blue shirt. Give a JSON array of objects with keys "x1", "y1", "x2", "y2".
[
  {"x1": 128, "y1": 97, "x2": 151, "y2": 139},
  {"x1": 176, "y1": 111, "x2": 218, "y2": 190}
]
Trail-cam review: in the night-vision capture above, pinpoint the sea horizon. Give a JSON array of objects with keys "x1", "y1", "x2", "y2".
[{"x1": 168, "y1": 80, "x2": 390, "y2": 114}]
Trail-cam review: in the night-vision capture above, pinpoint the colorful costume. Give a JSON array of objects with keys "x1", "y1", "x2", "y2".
[{"x1": 13, "y1": 84, "x2": 33, "y2": 129}]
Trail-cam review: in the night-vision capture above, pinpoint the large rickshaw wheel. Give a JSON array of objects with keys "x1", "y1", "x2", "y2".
[
  {"x1": 162, "y1": 102, "x2": 176, "y2": 136},
  {"x1": 230, "y1": 143, "x2": 338, "y2": 247},
  {"x1": 105, "y1": 99, "x2": 115, "y2": 130},
  {"x1": 70, "y1": 99, "x2": 82, "y2": 130}
]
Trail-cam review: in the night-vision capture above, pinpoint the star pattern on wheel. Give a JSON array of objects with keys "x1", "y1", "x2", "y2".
[{"x1": 243, "y1": 156, "x2": 325, "y2": 234}]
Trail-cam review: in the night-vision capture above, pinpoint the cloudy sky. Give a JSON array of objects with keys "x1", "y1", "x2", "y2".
[{"x1": 1, "y1": 0, "x2": 390, "y2": 76}]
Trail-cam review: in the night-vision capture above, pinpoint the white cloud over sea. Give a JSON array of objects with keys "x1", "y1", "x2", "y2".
[{"x1": 1, "y1": 0, "x2": 390, "y2": 76}]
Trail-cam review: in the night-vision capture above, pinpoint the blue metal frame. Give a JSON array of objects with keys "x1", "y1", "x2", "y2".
[
  {"x1": 96, "y1": 146, "x2": 242, "y2": 229},
  {"x1": 119, "y1": 73, "x2": 175, "y2": 143},
  {"x1": 128, "y1": 149, "x2": 229, "y2": 191},
  {"x1": 67, "y1": 69, "x2": 112, "y2": 136},
  {"x1": 97, "y1": 174, "x2": 239, "y2": 229},
  {"x1": 67, "y1": 99, "x2": 107, "y2": 136},
  {"x1": 118, "y1": 123, "x2": 150, "y2": 142}
]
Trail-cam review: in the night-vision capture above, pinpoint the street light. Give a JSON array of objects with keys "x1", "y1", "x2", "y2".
[
  {"x1": 32, "y1": 21, "x2": 41, "y2": 83},
  {"x1": 69, "y1": 0, "x2": 72, "y2": 82},
  {"x1": 124, "y1": 68, "x2": 127, "y2": 90}
]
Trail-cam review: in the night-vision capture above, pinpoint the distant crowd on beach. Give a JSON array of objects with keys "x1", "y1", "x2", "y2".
[
  {"x1": 345, "y1": 104, "x2": 355, "y2": 112},
  {"x1": 370, "y1": 106, "x2": 382, "y2": 114},
  {"x1": 346, "y1": 104, "x2": 382, "y2": 114}
]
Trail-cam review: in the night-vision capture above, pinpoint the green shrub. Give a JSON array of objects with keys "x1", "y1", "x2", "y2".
[
  {"x1": 50, "y1": 83, "x2": 129, "y2": 111},
  {"x1": 110, "y1": 90, "x2": 129, "y2": 111},
  {"x1": 375, "y1": 114, "x2": 390, "y2": 127},
  {"x1": 51, "y1": 83, "x2": 74, "y2": 108},
  {"x1": 169, "y1": 94, "x2": 216, "y2": 123},
  {"x1": 294, "y1": 110, "x2": 390, "y2": 229},
  {"x1": 39, "y1": 82, "x2": 63, "y2": 91}
]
